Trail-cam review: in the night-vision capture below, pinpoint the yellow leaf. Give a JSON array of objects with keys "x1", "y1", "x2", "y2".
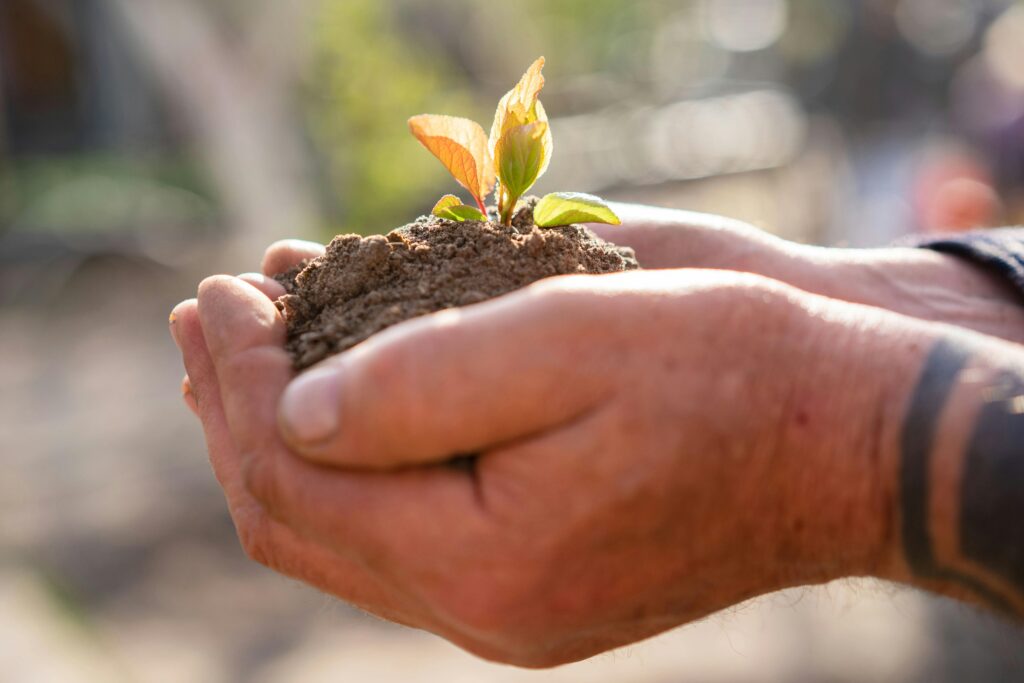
[
  {"x1": 431, "y1": 194, "x2": 487, "y2": 222},
  {"x1": 431, "y1": 194, "x2": 462, "y2": 215},
  {"x1": 489, "y1": 57, "x2": 548, "y2": 164},
  {"x1": 530, "y1": 100, "x2": 552, "y2": 179},
  {"x1": 489, "y1": 57, "x2": 554, "y2": 224},
  {"x1": 409, "y1": 114, "x2": 495, "y2": 208}
]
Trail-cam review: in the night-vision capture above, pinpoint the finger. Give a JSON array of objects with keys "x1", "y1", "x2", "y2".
[
  {"x1": 173, "y1": 297, "x2": 416, "y2": 620},
  {"x1": 177, "y1": 294, "x2": 292, "y2": 508},
  {"x1": 261, "y1": 238, "x2": 325, "y2": 276},
  {"x1": 586, "y1": 223, "x2": 678, "y2": 269},
  {"x1": 277, "y1": 283, "x2": 612, "y2": 469},
  {"x1": 195, "y1": 276, "x2": 484, "y2": 566},
  {"x1": 249, "y1": 453, "x2": 486, "y2": 574},
  {"x1": 586, "y1": 203, "x2": 703, "y2": 268},
  {"x1": 588, "y1": 203, "x2": 779, "y2": 270},
  {"x1": 195, "y1": 276, "x2": 289, "y2": 460},
  {"x1": 237, "y1": 272, "x2": 286, "y2": 299},
  {"x1": 169, "y1": 306, "x2": 198, "y2": 417}
]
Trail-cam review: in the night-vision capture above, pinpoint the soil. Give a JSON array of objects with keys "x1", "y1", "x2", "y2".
[{"x1": 275, "y1": 198, "x2": 639, "y2": 370}]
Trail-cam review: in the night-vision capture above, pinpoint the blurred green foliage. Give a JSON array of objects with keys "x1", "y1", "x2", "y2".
[
  {"x1": 504, "y1": 0, "x2": 656, "y2": 78},
  {"x1": 0, "y1": 154, "x2": 215, "y2": 235},
  {"x1": 303, "y1": 0, "x2": 481, "y2": 235}
]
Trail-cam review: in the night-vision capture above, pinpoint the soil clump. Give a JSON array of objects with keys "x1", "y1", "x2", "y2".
[{"x1": 276, "y1": 199, "x2": 638, "y2": 369}]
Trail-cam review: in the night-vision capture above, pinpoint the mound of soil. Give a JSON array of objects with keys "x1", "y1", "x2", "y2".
[{"x1": 276, "y1": 199, "x2": 639, "y2": 370}]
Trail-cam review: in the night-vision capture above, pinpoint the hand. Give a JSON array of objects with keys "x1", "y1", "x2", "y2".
[
  {"x1": 592, "y1": 204, "x2": 1024, "y2": 344},
  {"x1": 171, "y1": 251, "x2": 941, "y2": 666}
]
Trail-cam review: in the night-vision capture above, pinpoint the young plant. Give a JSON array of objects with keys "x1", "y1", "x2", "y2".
[
  {"x1": 410, "y1": 57, "x2": 620, "y2": 228},
  {"x1": 489, "y1": 57, "x2": 552, "y2": 224}
]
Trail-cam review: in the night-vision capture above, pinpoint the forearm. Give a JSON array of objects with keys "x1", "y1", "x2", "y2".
[
  {"x1": 598, "y1": 204, "x2": 1024, "y2": 344},
  {"x1": 795, "y1": 245, "x2": 1024, "y2": 345},
  {"x1": 755, "y1": 285, "x2": 1024, "y2": 618},
  {"x1": 875, "y1": 325, "x2": 1024, "y2": 616}
]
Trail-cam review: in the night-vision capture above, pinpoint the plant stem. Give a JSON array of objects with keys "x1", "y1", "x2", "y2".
[
  {"x1": 474, "y1": 195, "x2": 488, "y2": 216},
  {"x1": 501, "y1": 191, "x2": 518, "y2": 226}
]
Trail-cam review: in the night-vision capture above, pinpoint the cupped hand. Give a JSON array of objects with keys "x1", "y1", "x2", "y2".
[
  {"x1": 170, "y1": 242, "x2": 928, "y2": 666},
  {"x1": 593, "y1": 204, "x2": 1024, "y2": 343},
  {"x1": 177, "y1": 206, "x2": 1024, "y2": 417}
]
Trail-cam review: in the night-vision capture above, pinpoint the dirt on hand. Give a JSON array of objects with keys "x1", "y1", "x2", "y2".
[{"x1": 275, "y1": 199, "x2": 639, "y2": 370}]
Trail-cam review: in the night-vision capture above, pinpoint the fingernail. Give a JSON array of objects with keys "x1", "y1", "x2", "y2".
[
  {"x1": 182, "y1": 376, "x2": 199, "y2": 415},
  {"x1": 280, "y1": 366, "x2": 341, "y2": 444},
  {"x1": 168, "y1": 299, "x2": 196, "y2": 350},
  {"x1": 169, "y1": 309, "x2": 182, "y2": 350}
]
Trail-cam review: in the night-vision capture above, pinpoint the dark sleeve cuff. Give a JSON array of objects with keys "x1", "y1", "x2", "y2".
[{"x1": 912, "y1": 228, "x2": 1024, "y2": 303}]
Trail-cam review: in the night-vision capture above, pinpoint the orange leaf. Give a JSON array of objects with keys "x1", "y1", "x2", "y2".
[{"x1": 408, "y1": 114, "x2": 494, "y2": 206}]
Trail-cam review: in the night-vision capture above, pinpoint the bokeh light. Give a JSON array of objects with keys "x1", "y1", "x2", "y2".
[
  {"x1": 895, "y1": 0, "x2": 978, "y2": 58},
  {"x1": 985, "y1": 4, "x2": 1024, "y2": 91},
  {"x1": 703, "y1": 0, "x2": 789, "y2": 53}
]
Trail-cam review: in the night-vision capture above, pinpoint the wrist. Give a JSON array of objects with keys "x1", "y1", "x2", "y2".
[
  {"x1": 767, "y1": 291, "x2": 941, "y2": 586},
  {"x1": 793, "y1": 245, "x2": 1024, "y2": 344},
  {"x1": 869, "y1": 330, "x2": 1024, "y2": 613}
]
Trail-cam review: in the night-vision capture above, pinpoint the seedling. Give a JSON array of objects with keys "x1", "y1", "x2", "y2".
[{"x1": 409, "y1": 57, "x2": 621, "y2": 228}]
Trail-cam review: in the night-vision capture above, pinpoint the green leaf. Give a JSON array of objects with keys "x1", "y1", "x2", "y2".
[
  {"x1": 431, "y1": 194, "x2": 463, "y2": 216},
  {"x1": 496, "y1": 121, "x2": 548, "y2": 201},
  {"x1": 443, "y1": 205, "x2": 487, "y2": 221},
  {"x1": 533, "y1": 192, "x2": 622, "y2": 227},
  {"x1": 432, "y1": 195, "x2": 487, "y2": 222}
]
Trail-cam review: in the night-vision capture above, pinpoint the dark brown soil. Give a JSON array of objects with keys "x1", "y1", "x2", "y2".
[{"x1": 276, "y1": 199, "x2": 639, "y2": 370}]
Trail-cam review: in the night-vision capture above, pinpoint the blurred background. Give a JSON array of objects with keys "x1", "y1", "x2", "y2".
[{"x1": 2, "y1": 0, "x2": 1024, "y2": 681}]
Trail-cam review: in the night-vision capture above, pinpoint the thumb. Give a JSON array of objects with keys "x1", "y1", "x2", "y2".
[{"x1": 277, "y1": 282, "x2": 612, "y2": 469}]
